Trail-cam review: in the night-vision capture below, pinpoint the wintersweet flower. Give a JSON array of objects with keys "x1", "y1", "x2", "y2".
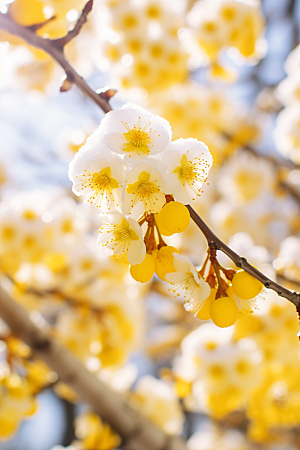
[
  {"x1": 226, "y1": 285, "x2": 259, "y2": 315},
  {"x1": 123, "y1": 161, "x2": 169, "y2": 217},
  {"x1": 163, "y1": 138, "x2": 213, "y2": 204},
  {"x1": 165, "y1": 254, "x2": 211, "y2": 315},
  {"x1": 100, "y1": 103, "x2": 172, "y2": 160},
  {"x1": 69, "y1": 149, "x2": 127, "y2": 212},
  {"x1": 98, "y1": 211, "x2": 146, "y2": 264}
]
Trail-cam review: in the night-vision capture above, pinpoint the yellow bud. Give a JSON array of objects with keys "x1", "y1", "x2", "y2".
[
  {"x1": 226, "y1": 285, "x2": 235, "y2": 298},
  {"x1": 232, "y1": 270, "x2": 263, "y2": 299},
  {"x1": 42, "y1": 252, "x2": 67, "y2": 273},
  {"x1": 0, "y1": 410, "x2": 19, "y2": 438},
  {"x1": 155, "y1": 246, "x2": 179, "y2": 281},
  {"x1": 130, "y1": 253, "x2": 155, "y2": 283},
  {"x1": 197, "y1": 288, "x2": 217, "y2": 320},
  {"x1": 154, "y1": 213, "x2": 174, "y2": 236},
  {"x1": 174, "y1": 379, "x2": 192, "y2": 398},
  {"x1": 158, "y1": 202, "x2": 190, "y2": 233},
  {"x1": 210, "y1": 296, "x2": 239, "y2": 328},
  {"x1": 9, "y1": 0, "x2": 46, "y2": 26}
]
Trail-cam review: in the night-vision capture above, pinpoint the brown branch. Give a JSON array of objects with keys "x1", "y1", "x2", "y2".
[
  {"x1": 187, "y1": 205, "x2": 300, "y2": 308},
  {"x1": 26, "y1": 16, "x2": 57, "y2": 32},
  {"x1": 0, "y1": 285, "x2": 186, "y2": 450},
  {"x1": 0, "y1": 9, "x2": 112, "y2": 114},
  {"x1": 52, "y1": 0, "x2": 93, "y2": 49}
]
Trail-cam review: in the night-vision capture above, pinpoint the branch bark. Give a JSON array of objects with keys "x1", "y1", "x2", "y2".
[
  {"x1": 187, "y1": 205, "x2": 300, "y2": 308},
  {"x1": 0, "y1": 285, "x2": 186, "y2": 450},
  {"x1": 52, "y1": 0, "x2": 94, "y2": 49},
  {"x1": 0, "y1": 11, "x2": 112, "y2": 114}
]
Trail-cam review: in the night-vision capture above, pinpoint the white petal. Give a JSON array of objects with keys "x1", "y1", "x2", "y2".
[{"x1": 127, "y1": 240, "x2": 146, "y2": 264}]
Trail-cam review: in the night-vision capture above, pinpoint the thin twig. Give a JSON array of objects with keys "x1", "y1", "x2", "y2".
[
  {"x1": 187, "y1": 205, "x2": 300, "y2": 308},
  {"x1": 52, "y1": 0, "x2": 94, "y2": 48},
  {"x1": 0, "y1": 10, "x2": 112, "y2": 114}
]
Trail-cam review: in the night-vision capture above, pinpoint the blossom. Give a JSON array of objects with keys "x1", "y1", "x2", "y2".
[
  {"x1": 134, "y1": 376, "x2": 184, "y2": 435},
  {"x1": 123, "y1": 161, "x2": 169, "y2": 217},
  {"x1": 100, "y1": 103, "x2": 172, "y2": 160},
  {"x1": 217, "y1": 151, "x2": 273, "y2": 204},
  {"x1": 163, "y1": 138, "x2": 212, "y2": 204},
  {"x1": 98, "y1": 211, "x2": 145, "y2": 264},
  {"x1": 69, "y1": 149, "x2": 127, "y2": 212},
  {"x1": 165, "y1": 254, "x2": 211, "y2": 315},
  {"x1": 274, "y1": 105, "x2": 300, "y2": 163}
]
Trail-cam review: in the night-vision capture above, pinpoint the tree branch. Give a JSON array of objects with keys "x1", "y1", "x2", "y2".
[
  {"x1": 0, "y1": 10, "x2": 112, "y2": 114},
  {"x1": 52, "y1": 0, "x2": 94, "y2": 49},
  {"x1": 0, "y1": 284, "x2": 186, "y2": 450},
  {"x1": 186, "y1": 205, "x2": 300, "y2": 308}
]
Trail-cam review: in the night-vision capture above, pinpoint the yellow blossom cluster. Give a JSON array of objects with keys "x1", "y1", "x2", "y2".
[
  {"x1": 0, "y1": 335, "x2": 56, "y2": 439},
  {"x1": 98, "y1": 0, "x2": 188, "y2": 93},
  {"x1": 0, "y1": 189, "x2": 146, "y2": 437},
  {"x1": 0, "y1": 0, "x2": 266, "y2": 93},
  {"x1": 187, "y1": 0, "x2": 265, "y2": 79},
  {"x1": 172, "y1": 290, "x2": 300, "y2": 444},
  {"x1": 148, "y1": 82, "x2": 260, "y2": 165},
  {"x1": 74, "y1": 412, "x2": 121, "y2": 450}
]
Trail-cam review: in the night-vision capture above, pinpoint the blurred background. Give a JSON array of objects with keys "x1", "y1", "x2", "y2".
[{"x1": 0, "y1": 0, "x2": 300, "y2": 449}]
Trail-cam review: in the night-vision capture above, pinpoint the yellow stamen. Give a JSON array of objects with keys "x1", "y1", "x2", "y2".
[
  {"x1": 76, "y1": 166, "x2": 120, "y2": 209},
  {"x1": 99, "y1": 218, "x2": 139, "y2": 257},
  {"x1": 173, "y1": 153, "x2": 209, "y2": 199},
  {"x1": 126, "y1": 171, "x2": 161, "y2": 212},
  {"x1": 121, "y1": 117, "x2": 159, "y2": 157}
]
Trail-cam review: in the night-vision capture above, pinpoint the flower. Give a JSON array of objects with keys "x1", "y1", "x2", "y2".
[
  {"x1": 69, "y1": 149, "x2": 127, "y2": 212},
  {"x1": 134, "y1": 376, "x2": 184, "y2": 435},
  {"x1": 274, "y1": 105, "x2": 300, "y2": 163},
  {"x1": 98, "y1": 211, "x2": 145, "y2": 264},
  {"x1": 163, "y1": 138, "x2": 212, "y2": 203},
  {"x1": 217, "y1": 151, "x2": 273, "y2": 204},
  {"x1": 165, "y1": 254, "x2": 211, "y2": 315},
  {"x1": 123, "y1": 161, "x2": 169, "y2": 217},
  {"x1": 100, "y1": 103, "x2": 172, "y2": 160}
]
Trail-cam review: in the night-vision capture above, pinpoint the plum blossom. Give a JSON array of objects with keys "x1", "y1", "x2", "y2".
[
  {"x1": 100, "y1": 103, "x2": 172, "y2": 161},
  {"x1": 98, "y1": 211, "x2": 145, "y2": 264}
]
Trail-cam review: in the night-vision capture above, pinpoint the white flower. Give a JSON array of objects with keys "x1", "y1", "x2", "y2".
[
  {"x1": 69, "y1": 149, "x2": 127, "y2": 212},
  {"x1": 217, "y1": 150, "x2": 273, "y2": 204},
  {"x1": 135, "y1": 375, "x2": 184, "y2": 435},
  {"x1": 98, "y1": 211, "x2": 145, "y2": 264},
  {"x1": 284, "y1": 43, "x2": 300, "y2": 74},
  {"x1": 123, "y1": 161, "x2": 169, "y2": 217},
  {"x1": 274, "y1": 105, "x2": 300, "y2": 163},
  {"x1": 100, "y1": 103, "x2": 172, "y2": 160},
  {"x1": 165, "y1": 254, "x2": 211, "y2": 315},
  {"x1": 276, "y1": 72, "x2": 300, "y2": 107},
  {"x1": 163, "y1": 138, "x2": 212, "y2": 204}
]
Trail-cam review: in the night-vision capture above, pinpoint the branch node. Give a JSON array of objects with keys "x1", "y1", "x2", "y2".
[
  {"x1": 52, "y1": 0, "x2": 94, "y2": 49},
  {"x1": 32, "y1": 337, "x2": 51, "y2": 352},
  {"x1": 26, "y1": 16, "x2": 57, "y2": 32}
]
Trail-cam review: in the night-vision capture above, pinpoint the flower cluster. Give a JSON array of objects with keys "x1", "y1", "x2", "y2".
[
  {"x1": 0, "y1": 189, "x2": 146, "y2": 438},
  {"x1": 187, "y1": 0, "x2": 265, "y2": 79},
  {"x1": 148, "y1": 82, "x2": 260, "y2": 166},
  {"x1": 171, "y1": 291, "x2": 300, "y2": 442},
  {"x1": 69, "y1": 102, "x2": 212, "y2": 274},
  {"x1": 98, "y1": 0, "x2": 189, "y2": 93}
]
